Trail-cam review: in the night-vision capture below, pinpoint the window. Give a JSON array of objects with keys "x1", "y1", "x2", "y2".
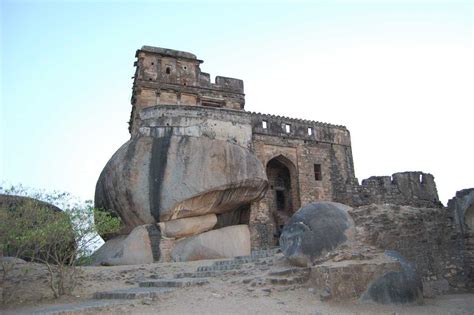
[
  {"x1": 308, "y1": 127, "x2": 313, "y2": 136},
  {"x1": 314, "y1": 164, "x2": 322, "y2": 181},
  {"x1": 285, "y1": 124, "x2": 291, "y2": 133},
  {"x1": 262, "y1": 120, "x2": 267, "y2": 129},
  {"x1": 165, "y1": 67, "x2": 171, "y2": 74}
]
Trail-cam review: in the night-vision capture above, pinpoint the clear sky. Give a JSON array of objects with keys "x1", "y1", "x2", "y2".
[{"x1": 1, "y1": 0, "x2": 473, "y2": 205}]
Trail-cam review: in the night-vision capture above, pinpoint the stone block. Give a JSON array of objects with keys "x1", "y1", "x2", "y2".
[
  {"x1": 158, "y1": 214, "x2": 217, "y2": 239},
  {"x1": 90, "y1": 224, "x2": 157, "y2": 266},
  {"x1": 171, "y1": 225, "x2": 251, "y2": 262}
]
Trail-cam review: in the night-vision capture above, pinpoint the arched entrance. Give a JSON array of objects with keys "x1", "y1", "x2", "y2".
[{"x1": 265, "y1": 155, "x2": 299, "y2": 244}]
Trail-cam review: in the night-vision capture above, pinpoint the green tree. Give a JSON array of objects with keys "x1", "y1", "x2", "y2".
[{"x1": 0, "y1": 187, "x2": 122, "y2": 300}]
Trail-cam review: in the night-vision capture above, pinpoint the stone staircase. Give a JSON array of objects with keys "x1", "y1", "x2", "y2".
[
  {"x1": 9, "y1": 248, "x2": 283, "y2": 314},
  {"x1": 244, "y1": 267, "x2": 311, "y2": 292},
  {"x1": 175, "y1": 248, "x2": 280, "y2": 279}
]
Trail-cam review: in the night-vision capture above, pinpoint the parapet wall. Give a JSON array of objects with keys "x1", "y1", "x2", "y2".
[
  {"x1": 131, "y1": 46, "x2": 244, "y2": 115},
  {"x1": 337, "y1": 171, "x2": 443, "y2": 208},
  {"x1": 135, "y1": 105, "x2": 253, "y2": 149},
  {"x1": 249, "y1": 112, "x2": 351, "y2": 146}
]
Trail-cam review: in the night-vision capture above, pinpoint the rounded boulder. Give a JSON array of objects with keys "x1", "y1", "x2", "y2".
[
  {"x1": 279, "y1": 201, "x2": 355, "y2": 266},
  {"x1": 95, "y1": 135, "x2": 267, "y2": 237}
]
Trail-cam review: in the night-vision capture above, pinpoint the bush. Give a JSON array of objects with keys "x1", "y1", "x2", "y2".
[{"x1": 0, "y1": 185, "x2": 122, "y2": 299}]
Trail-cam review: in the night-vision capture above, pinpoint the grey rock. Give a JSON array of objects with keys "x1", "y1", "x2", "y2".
[
  {"x1": 279, "y1": 201, "x2": 354, "y2": 266},
  {"x1": 90, "y1": 225, "x2": 158, "y2": 266},
  {"x1": 171, "y1": 225, "x2": 251, "y2": 262},
  {"x1": 95, "y1": 135, "x2": 267, "y2": 238},
  {"x1": 360, "y1": 250, "x2": 423, "y2": 304}
]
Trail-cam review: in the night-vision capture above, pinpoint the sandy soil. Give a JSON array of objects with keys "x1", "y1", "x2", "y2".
[{"x1": 1, "y1": 258, "x2": 473, "y2": 315}]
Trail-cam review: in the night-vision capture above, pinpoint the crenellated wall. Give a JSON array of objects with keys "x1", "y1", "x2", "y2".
[
  {"x1": 336, "y1": 171, "x2": 443, "y2": 209},
  {"x1": 129, "y1": 46, "x2": 245, "y2": 134},
  {"x1": 125, "y1": 46, "x2": 449, "y2": 251}
]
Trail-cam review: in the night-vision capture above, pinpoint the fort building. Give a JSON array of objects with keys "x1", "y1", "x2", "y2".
[{"x1": 126, "y1": 46, "x2": 441, "y2": 248}]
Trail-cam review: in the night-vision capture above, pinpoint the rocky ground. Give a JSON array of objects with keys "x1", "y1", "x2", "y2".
[{"x1": 1, "y1": 250, "x2": 473, "y2": 315}]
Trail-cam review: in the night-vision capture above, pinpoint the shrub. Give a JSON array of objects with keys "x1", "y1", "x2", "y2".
[{"x1": 0, "y1": 186, "x2": 122, "y2": 299}]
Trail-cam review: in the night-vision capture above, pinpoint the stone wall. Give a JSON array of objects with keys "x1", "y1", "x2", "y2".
[
  {"x1": 447, "y1": 188, "x2": 474, "y2": 288},
  {"x1": 130, "y1": 46, "x2": 245, "y2": 134},
  {"x1": 350, "y1": 204, "x2": 467, "y2": 292},
  {"x1": 248, "y1": 112, "x2": 356, "y2": 247},
  {"x1": 337, "y1": 172, "x2": 443, "y2": 209}
]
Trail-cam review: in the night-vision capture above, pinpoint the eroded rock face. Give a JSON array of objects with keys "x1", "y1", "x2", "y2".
[
  {"x1": 280, "y1": 201, "x2": 355, "y2": 266},
  {"x1": 171, "y1": 225, "x2": 251, "y2": 262},
  {"x1": 95, "y1": 135, "x2": 267, "y2": 236},
  {"x1": 361, "y1": 250, "x2": 423, "y2": 304}
]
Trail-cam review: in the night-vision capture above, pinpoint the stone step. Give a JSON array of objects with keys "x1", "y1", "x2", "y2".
[
  {"x1": 267, "y1": 267, "x2": 311, "y2": 277},
  {"x1": 139, "y1": 278, "x2": 209, "y2": 288},
  {"x1": 175, "y1": 269, "x2": 249, "y2": 279},
  {"x1": 266, "y1": 276, "x2": 308, "y2": 286},
  {"x1": 93, "y1": 287, "x2": 174, "y2": 300},
  {"x1": 197, "y1": 264, "x2": 244, "y2": 272},
  {"x1": 3, "y1": 299, "x2": 129, "y2": 315}
]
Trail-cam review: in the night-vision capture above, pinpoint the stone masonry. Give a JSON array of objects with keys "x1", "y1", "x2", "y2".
[{"x1": 96, "y1": 46, "x2": 449, "y2": 262}]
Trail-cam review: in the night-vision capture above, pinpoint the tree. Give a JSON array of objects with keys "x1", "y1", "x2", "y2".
[{"x1": 0, "y1": 186, "x2": 122, "y2": 300}]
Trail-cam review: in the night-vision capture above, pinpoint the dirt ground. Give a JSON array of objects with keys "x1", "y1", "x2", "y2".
[{"x1": 1, "y1": 259, "x2": 474, "y2": 315}]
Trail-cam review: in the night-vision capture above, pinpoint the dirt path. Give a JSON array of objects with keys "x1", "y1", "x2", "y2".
[{"x1": 2, "y1": 254, "x2": 473, "y2": 315}]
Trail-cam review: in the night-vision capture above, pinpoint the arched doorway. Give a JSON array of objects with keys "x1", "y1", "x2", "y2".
[{"x1": 265, "y1": 155, "x2": 299, "y2": 244}]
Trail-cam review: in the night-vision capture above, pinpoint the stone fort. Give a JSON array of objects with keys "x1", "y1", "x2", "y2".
[
  {"x1": 94, "y1": 46, "x2": 472, "y2": 281},
  {"x1": 92, "y1": 46, "x2": 474, "y2": 294},
  {"x1": 122, "y1": 46, "x2": 440, "y2": 247}
]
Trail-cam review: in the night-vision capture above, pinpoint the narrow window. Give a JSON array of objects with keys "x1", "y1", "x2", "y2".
[
  {"x1": 285, "y1": 124, "x2": 291, "y2": 133},
  {"x1": 308, "y1": 127, "x2": 313, "y2": 135},
  {"x1": 166, "y1": 67, "x2": 171, "y2": 74},
  {"x1": 314, "y1": 164, "x2": 322, "y2": 181},
  {"x1": 262, "y1": 120, "x2": 267, "y2": 129}
]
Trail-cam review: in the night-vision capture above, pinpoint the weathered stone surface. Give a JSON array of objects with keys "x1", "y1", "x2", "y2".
[
  {"x1": 95, "y1": 135, "x2": 267, "y2": 237},
  {"x1": 171, "y1": 225, "x2": 251, "y2": 262},
  {"x1": 158, "y1": 214, "x2": 217, "y2": 239},
  {"x1": 361, "y1": 250, "x2": 423, "y2": 304},
  {"x1": 337, "y1": 172, "x2": 442, "y2": 209},
  {"x1": 280, "y1": 201, "x2": 354, "y2": 266},
  {"x1": 309, "y1": 252, "x2": 401, "y2": 301},
  {"x1": 350, "y1": 204, "x2": 466, "y2": 290},
  {"x1": 448, "y1": 188, "x2": 474, "y2": 288},
  {"x1": 91, "y1": 224, "x2": 159, "y2": 266}
]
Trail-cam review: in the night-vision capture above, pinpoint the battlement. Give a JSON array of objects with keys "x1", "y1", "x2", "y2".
[
  {"x1": 133, "y1": 104, "x2": 351, "y2": 146},
  {"x1": 337, "y1": 171, "x2": 443, "y2": 208},
  {"x1": 131, "y1": 46, "x2": 245, "y2": 112},
  {"x1": 249, "y1": 112, "x2": 350, "y2": 146}
]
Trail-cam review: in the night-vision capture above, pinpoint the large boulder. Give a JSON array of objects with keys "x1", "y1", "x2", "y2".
[
  {"x1": 361, "y1": 250, "x2": 423, "y2": 304},
  {"x1": 90, "y1": 224, "x2": 160, "y2": 266},
  {"x1": 280, "y1": 201, "x2": 355, "y2": 266},
  {"x1": 171, "y1": 225, "x2": 251, "y2": 261},
  {"x1": 95, "y1": 135, "x2": 267, "y2": 237},
  {"x1": 158, "y1": 214, "x2": 217, "y2": 239}
]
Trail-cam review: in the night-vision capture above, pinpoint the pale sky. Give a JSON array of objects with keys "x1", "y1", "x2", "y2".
[{"x1": 1, "y1": 1, "x2": 473, "y2": 205}]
